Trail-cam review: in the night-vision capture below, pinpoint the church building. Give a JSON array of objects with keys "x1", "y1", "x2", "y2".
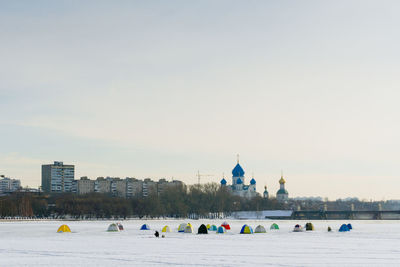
[{"x1": 220, "y1": 157, "x2": 258, "y2": 198}]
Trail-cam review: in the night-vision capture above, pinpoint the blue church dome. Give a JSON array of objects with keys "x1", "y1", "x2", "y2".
[
  {"x1": 220, "y1": 178, "x2": 227, "y2": 185},
  {"x1": 232, "y1": 163, "x2": 245, "y2": 177},
  {"x1": 250, "y1": 178, "x2": 256, "y2": 185},
  {"x1": 236, "y1": 178, "x2": 243, "y2": 184}
]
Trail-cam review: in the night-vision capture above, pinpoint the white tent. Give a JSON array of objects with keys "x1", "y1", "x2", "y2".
[
  {"x1": 254, "y1": 225, "x2": 266, "y2": 233},
  {"x1": 184, "y1": 225, "x2": 193, "y2": 233},
  {"x1": 107, "y1": 223, "x2": 120, "y2": 232},
  {"x1": 178, "y1": 223, "x2": 187, "y2": 232}
]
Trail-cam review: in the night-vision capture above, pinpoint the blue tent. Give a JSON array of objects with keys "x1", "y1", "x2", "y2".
[
  {"x1": 216, "y1": 226, "x2": 226, "y2": 234},
  {"x1": 339, "y1": 224, "x2": 349, "y2": 232},
  {"x1": 347, "y1": 223, "x2": 353, "y2": 230},
  {"x1": 240, "y1": 224, "x2": 253, "y2": 234},
  {"x1": 140, "y1": 224, "x2": 150, "y2": 230}
]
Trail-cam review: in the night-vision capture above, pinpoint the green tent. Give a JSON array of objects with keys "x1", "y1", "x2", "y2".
[{"x1": 270, "y1": 223, "x2": 279, "y2": 230}]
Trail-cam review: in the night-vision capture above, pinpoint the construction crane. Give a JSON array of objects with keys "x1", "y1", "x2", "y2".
[{"x1": 196, "y1": 170, "x2": 213, "y2": 185}]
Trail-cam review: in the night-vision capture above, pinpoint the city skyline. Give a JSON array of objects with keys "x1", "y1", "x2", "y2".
[{"x1": 1, "y1": 1, "x2": 400, "y2": 200}]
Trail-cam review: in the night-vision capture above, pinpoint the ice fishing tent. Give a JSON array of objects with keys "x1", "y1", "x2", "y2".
[
  {"x1": 327, "y1": 226, "x2": 332, "y2": 232},
  {"x1": 347, "y1": 223, "x2": 353, "y2": 230},
  {"x1": 117, "y1": 223, "x2": 124, "y2": 231},
  {"x1": 184, "y1": 224, "x2": 193, "y2": 233},
  {"x1": 221, "y1": 222, "x2": 231, "y2": 230},
  {"x1": 198, "y1": 224, "x2": 208, "y2": 234},
  {"x1": 293, "y1": 224, "x2": 303, "y2": 232},
  {"x1": 217, "y1": 226, "x2": 226, "y2": 234},
  {"x1": 178, "y1": 223, "x2": 187, "y2": 232},
  {"x1": 206, "y1": 224, "x2": 211, "y2": 229},
  {"x1": 240, "y1": 224, "x2": 253, "y2": 234},
  {"x1": 339, "y1": 224, "x2": 349, "y2": 232},
  {"x1": 209, "y1": 225, "x2": 217, "y2": 231},
  {"x1": 270, "y1": 223, "x2": 279, "y2": 230},
  {"x1": 254, "y1": 225, "x2": 266, "y2": 233},
  {"x1": 162, "y1": 226, "x2": 171, "y2": 233},
  {"x1": 140, "y1": 224, "x2": 150, "y2": 230},
  {"x1": 305, "y1": 222, "x2": 314, "y2": 231},
  {"x1": 107, "y1": 223, "x2": 120, "y2": 232},
  {"x1": 57, "y1": 224, "x2": 71, "y2": 233}
]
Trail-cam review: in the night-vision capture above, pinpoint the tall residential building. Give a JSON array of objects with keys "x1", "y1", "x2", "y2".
[
  {"x1": 0, "y1": 175, "x2": 21, "y2": 193},
  {"x1": 41, "y1": 161, "x2": 75, "y2": 193}
]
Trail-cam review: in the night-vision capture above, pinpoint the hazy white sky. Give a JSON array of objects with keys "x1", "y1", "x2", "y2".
[{"x1": 1, "y1": 0, "x2": 400, "y2": 199}]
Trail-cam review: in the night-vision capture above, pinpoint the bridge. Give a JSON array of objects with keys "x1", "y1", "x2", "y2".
[{"x1": 290, "y1": 210, "x2": 400, "y2": 220}]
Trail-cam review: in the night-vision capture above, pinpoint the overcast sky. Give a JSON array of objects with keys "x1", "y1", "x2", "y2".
[{"x1": 1, "y1": 0, "x2": 400, "y2": 200}]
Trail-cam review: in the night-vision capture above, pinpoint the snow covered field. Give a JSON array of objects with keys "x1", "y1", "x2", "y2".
[{"x1": 1, "y1": 220, "x2": 399, "y2": 266}]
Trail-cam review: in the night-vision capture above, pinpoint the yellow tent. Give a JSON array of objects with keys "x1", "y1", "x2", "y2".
[
  {"x1": 206, "y1": 224, "x2": 211, "y2": 229},
  {"x1": 57, "y1": 224, "x2": 71, "y2": 233},
  {"x1": 162, "y1": 225, "x2": 171, "y2": 233}
]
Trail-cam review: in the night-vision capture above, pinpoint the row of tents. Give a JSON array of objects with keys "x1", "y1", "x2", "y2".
[
  {"x1": 56, "y1": 222, "x2": 280, "y2": 234},
  {"x1": 158, "y1": 223, "x2": 280, "y2": 234},
  {"x1": 293, "y1": 223, "x2": 353, "y2": 232},
  {"x1": 57, "y1": 222, "x2": 353, "y2": 234}
]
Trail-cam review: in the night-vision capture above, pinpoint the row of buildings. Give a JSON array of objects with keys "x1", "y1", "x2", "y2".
[
  {"x1": 41, "y1": 158, "x2": 290, "y2": 201},
  {"x1": 41, "y1": 161, "x2": 183, "y2": 198}
]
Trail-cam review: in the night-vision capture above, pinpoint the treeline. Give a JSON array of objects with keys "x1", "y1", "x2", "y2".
[{"x1": 0, "y1": 183, "x2": 285, "y2": 218}]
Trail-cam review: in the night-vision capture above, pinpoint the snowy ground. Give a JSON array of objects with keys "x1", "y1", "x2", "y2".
[{"x1": 1, "y1": 220, "x2": 400, "y2": 266}]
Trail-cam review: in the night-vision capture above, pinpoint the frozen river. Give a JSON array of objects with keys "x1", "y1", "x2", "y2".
[{"x1": 0, "y1": 220, "x2": 399, "y2": 266}]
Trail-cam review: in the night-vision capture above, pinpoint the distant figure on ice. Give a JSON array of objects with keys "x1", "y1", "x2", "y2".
[{"x1": 154, "y1": 231, "x2": 159, "y2": 238}]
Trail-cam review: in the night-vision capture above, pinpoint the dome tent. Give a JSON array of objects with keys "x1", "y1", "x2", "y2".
[
  {"x1": 184, "y1": 224, "x2": 193, "y2": 233},
  {"x1": 198, "y1": 224, "x2": 208, "y2": 234},
  {"x1": 217, "y1": 226, "x2": 226, "y2": 234},
  {"x1": 270, "y1": 223, "x2": 279, "y2": 230},
  {"x1": 178, "y1": 223, "x2": 187, "y2": 232},
  {"x1": 347, "y1": 223, "x2": 353, "y2": 230},
  {"x1": 293, "y1": 224, "x2": 303, "y2": 232},
  {"x1": 221, "y1": 222, "x2": 231, "y2": 230},
  {"x1": 206, "y1": 224, "x2": 211, "y2": 229},
  {"x1": 254, "y1": 225, "x2": 266, "y2": 233},
  {"x1": 117, "y1": 223, "x2": 124, "y2": 231},
  {"x1": 339, "y1": 224, "x2": 349, "y2": 232},
  {"x1": 140, "y1": 224, "x2": 150, "y2": 230},
  {"x1": 240, "y1": 224, "x2": 253, "y2": 234},
  {"x1": 305, "y1": 222, "x2": 314, "y2": 231},
  {"x1": 162, "y1": 226, "x2": 171, "y2": 233},
  {"x1": 209, "y1": 225, "x2": 217, "y2": 231},
  {"x1": 57, "y1": 224, "x2": 71, "y2": 233},
  {"x1": 107, "y1": 223, "x2": 120, "y2": 232}
]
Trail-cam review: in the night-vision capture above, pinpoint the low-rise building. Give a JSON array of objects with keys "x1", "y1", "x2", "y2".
[
  {"x1": 126, "y1": 178, "x2": 143, "y2": 198},
  {"x1": 0, "y1": 175, "x2": 21, "y2": 193},
  {"x1": 72, "y1": 176, "x2": 95, "y2": 194},
  {"x1": 94, "y1": 177, "x2": 112, "y2": 194},
  {"x1": 69, "y1": 175, "x2": 184, "y2": 198},
  {"x1": 142, "y1": 178, "x2": 157, "y2": 197}
]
